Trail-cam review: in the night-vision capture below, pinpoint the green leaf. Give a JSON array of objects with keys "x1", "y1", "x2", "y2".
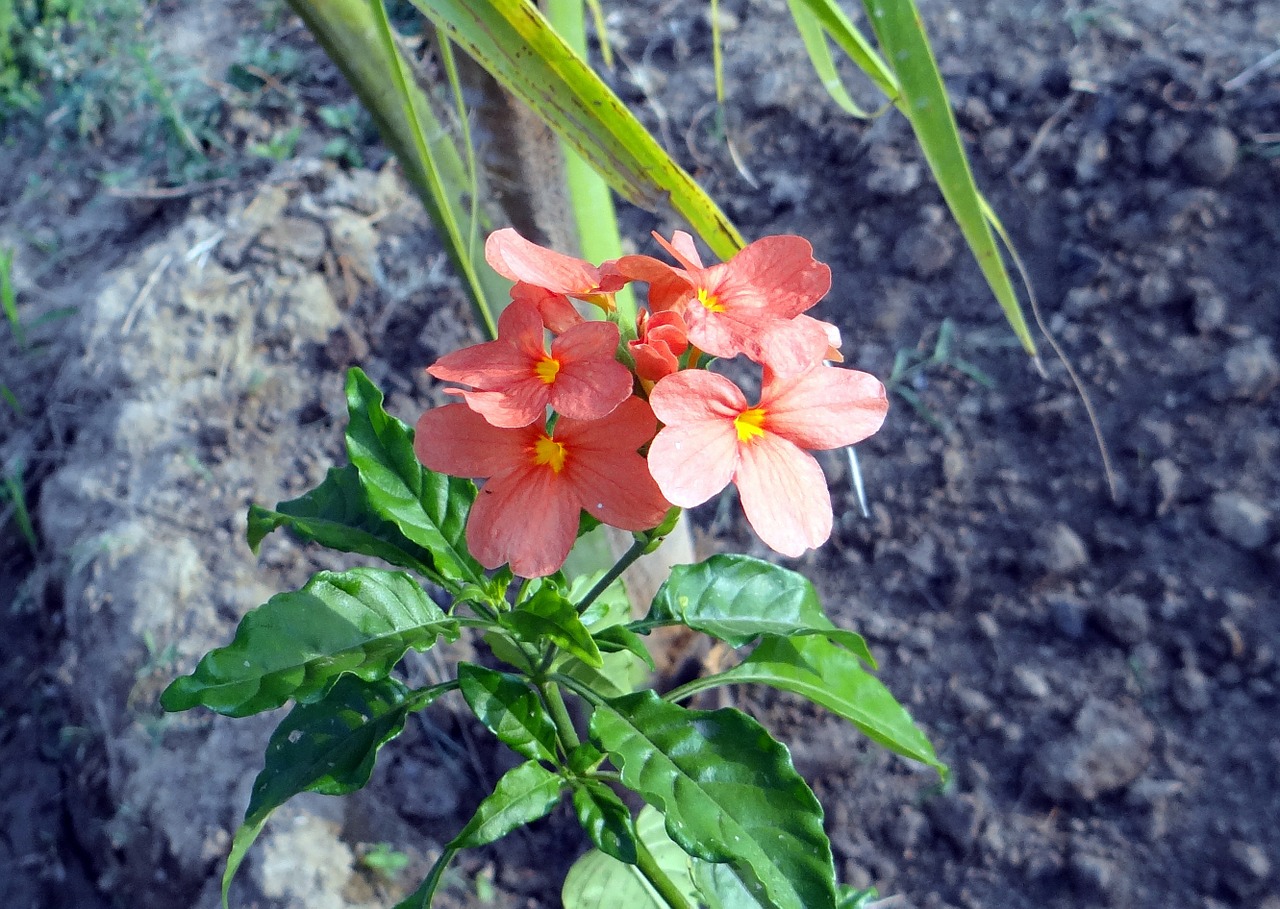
[
  {"x1": 636, "y1": 555, "x2": 875, "y2": 667},
  {"x1": 393, "y1": 847, "x2": 459, "y2": 909},
  {"x1": 458, "y1": 663, "x2": 559, "y2": 763},
  {"x1": 505, "y1": 586, "x2": 603, "y2": 669},
  {"x1": 161, "y1": 568, "x2": 458, "y2": 717},
  {"x1": 717, "y1": 635, "x2": 945, "y2": 777},
  {"x1": 562, "y1": 805, "x2": 700, "y2": 909},
  {"x1": 247, "y1": 465, "x2": 436, "y2": 576},
  {"x1": 593, "y1": 625, "x2": 656, "y2": 671},
  {"x1": 219, "y1": 676, "x2": 449, "y2": 909},
  {"x1": 591, "y1": 692, "x2": 837, "y2": 909},
  {"x1": 344, "y1": 367, "x2": 485, "y2": 589},
  {"x1": 449, "y1": 760, "x2": 566, "y2": 848},
  {"x1": 858, "y1": 0, "x2": 1036, "y2": 355},
  {"x1": 405, "y1": 0, "x2": 744, "y2": 261},
  {"x1": 570, "y1": 780, "x2": 637, "y2": 864},
  {"x1": 786, "y1": 0, "x2": 875, "y2": 118}
]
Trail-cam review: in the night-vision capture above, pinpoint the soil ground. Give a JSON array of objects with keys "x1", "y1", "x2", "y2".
[{"x1": 1, "y1": 1, "x2": 1278, "y2": 908}]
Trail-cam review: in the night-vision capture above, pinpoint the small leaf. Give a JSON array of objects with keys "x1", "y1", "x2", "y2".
[
  {"x1": 636, "y1": 555, "x2": 875, "y2": 667},
  {"x1": 571, "y1": 780, "x2": 637, "y2": 863},
  {"x1": 719, "y1": 635, "x2": 945, "y2": 776},
  {"x1": 505, "y1": 587, "x2": 603, "y2": 668},
  {"x1": 161, "y1": 568, "x2": 458, "y2": 717},
  {"x1": 345, "y1": 367, "x2": 484, "y2": 588},
  {"x1": 562, "y1": 805, "x2": 700, "y2": 909},
  {"x1": 393, "y1": 847, "x2": 458, "y2": 909},
  {"x1": 593, "y1": 625, "x2": 656, "y2": 671},
  {"x1": 247, "y1": 465, "x2": 436, "y2": 576},
  {"x1": 458, "y1": 663, "x2": 559, "y2": 763},
  {"x1": 449, "y1": 760, "x2": 565, "y2": 848},
  {"x1": 220, "y1": 676, "x2": 448, "y2": 908},
  {"x1": 591, "y1": 692, "x2": 837, "y2": 909}
]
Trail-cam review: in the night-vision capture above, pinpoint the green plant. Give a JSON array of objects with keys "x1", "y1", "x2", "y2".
[{"x1": 885, "y1": 319, "x2": 996, "y2": 431}]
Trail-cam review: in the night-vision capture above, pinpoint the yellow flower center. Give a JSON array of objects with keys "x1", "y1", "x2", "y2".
[
  {"x1": 734, "y1": 407, "x2": 767, "y2": 444},
  {"x1": 533, "y1": 434, "x2": 568, "y2": 473},
  {"x1": 534, "y1": 357, "x2": 561, "y2": 384},
  {"x1": 696, "y1": 287, "x2": 725, "y2": 313}
]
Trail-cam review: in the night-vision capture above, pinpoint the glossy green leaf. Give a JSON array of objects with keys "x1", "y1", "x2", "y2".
[
  {"x1": 562, "y1": 805, "x2": 701, "y2": 909},
  {"x1": 247, "y1": 464, "x2": 436, "y2": 577},
  {"x1": 219, "y1": 676, "x2": 447, "y2": 909},
  {"x1": 592, "y1": 625, "x2": 656, "y2": 671},
  {"x1": 458, "y1": 663, "x2": 559, "y2": 763},
  {"x1": 393, "y1": 846, "x2": 459, "y2": 909},
  {"x1": 715, "y1": 635, "x2": 945, "y2": 777},
  {"x1": 635, "y1": 554, "x2": 874, "y2": 667},
  {"x1": 344, "y1": 367, "x2": 484, "y2": 589},
  {"x1": 405, "y1": 0, "x2": 744, "y2": 261},
  {"x1": 570, "y1": 780, "x2": 637, "y2": 864},
  {"x1": 591, "y1": 692, "x2": 837, "y2": 909},
  {"x1": 505, "y1": 586, "x2": 603, "y2": 669},
  {"x1": 858, "y1": 0, "x2": 1035, "y2": 354},
  {"x1": 449, "y1": 760, "x2": 566, "y2": 848},
  {"x1": 161, "y1": 568, "x2": 458, "y2": 717}
]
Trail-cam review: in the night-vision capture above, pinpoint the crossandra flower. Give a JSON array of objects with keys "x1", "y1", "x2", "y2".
[
  {"x1": 414, "y1": 398, "x2": 672, "y2": 577},
  {"x1": 630, "y1": 309, "x2": 689, "y2": 384},
  {"x1": 616, "y1": 231, "x2": 832, "y2": 375},
  {"x1": 646, "y1": 365, "x2": 888, "y2": 557},
  {"x1": 486, "y1": 228, "x2": 629, "y2": 315},
  {"x1": 427, "y1": 299, "x2": 632, "y2": 428}
]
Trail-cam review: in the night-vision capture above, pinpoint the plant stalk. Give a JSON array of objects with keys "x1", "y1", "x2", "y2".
[{"x1": 634, "y1": 835, "x2": 694, "y2": 909}]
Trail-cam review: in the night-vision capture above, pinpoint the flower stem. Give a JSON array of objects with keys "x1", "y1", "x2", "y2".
[
  {"x1": 635, "y1": 835, "x2": 694, "y2": 909},
  {"x1": 540, "y1": 680, "x2": 581, "y2": 752},
  {"x1": 576, "y1": 535, "x2": 648, "y2": 614}
]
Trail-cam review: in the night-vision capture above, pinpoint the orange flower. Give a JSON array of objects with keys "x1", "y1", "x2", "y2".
[
  {"x1": 427, "y1": 300, "x2": 632, "y2": 428},
  {"x1": 414, "y1": 398, "x2": 671, "y2": 577},
  {"x1": 485, "y1": 228, "x2": 629, "y2": 316},
  {"x1": 616, "y1": 231, "x2": 832, "y2": 374},
  {"x1": 629, "y1": 309, "x2": 689, "y2": 383},
  {"x1": 646, "y1": 365, "x2": 887, "y2": 557}
]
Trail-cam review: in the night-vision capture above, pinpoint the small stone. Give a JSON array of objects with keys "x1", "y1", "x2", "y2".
[
  {"x1": 892, "y1": 223, "x2": 955, "y2": 279},
  {"x1": 1137, "y1": 272, "x2": 1178, "y2": 309},
  {"x1": 1074, "y1": 131, "x2": 1109, "y2": 185},
  {"x1": 1151, "y1": 458, "x2": 1181, "y2": 515},
  {"x1": 1189, "y1": 278, "x2": 1228, "y2": 333},
  {"x1": 258, "y1": 216, "x2": 328, "y2": 267},
  {"x1": 1144, "y1": 121, "x2": 1190, "y2": 169},
  {"x1": 1032, "y1": 698, "x2": 1155, "y2": 801},
  {"x1": 1095, "y1": 594, "x2": 1151, "y2": 646},
  {"x1": 1011, "y1": 665, "x2": 1051, "y2": 700},
  {"x1": 1221, "y1": 840, "x2": 1272, "y2": 899},
  {"x1": 1209, "y1": 492, "x2": 1273, "y2": 551},
  {"x1": 888, "y1": 806, "x2": 928, "y2": 855},
  {"x1": 1222, "y1": 337, "x2": 1280, "y2": 401},
  {"x1": 1048, "y1": 593, "x2": 1089, "y2": 639},
  {"x1": 865, "y1": 145, "x2": 923, "y2": 198},
  {"x1": 1070, "y1": 850, "x2": 1117, "y2": 900},
  {"x1": 1171, "y1": 665, "x2": 1212, "y2": 713},
  {"x1": 926, "y1": 793, "x2": 985, "y2": 851},
  {"x1": 1180, "y1": 126, "x2": 1238, "y2": 185},
  {"x1": 1041, "y1": 522, "x2": 1089, "y2": 574}
]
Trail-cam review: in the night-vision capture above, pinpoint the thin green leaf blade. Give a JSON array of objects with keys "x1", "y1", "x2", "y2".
[
  {"x1": 787, "y1": 0, "x2": 872, "y2": 118},
  {"x1": 591, "y1": 692, "x2": 837, "y2": 909},
  {"x1": 458, "y1": 663, "x2": 559, "y2": 763},
  {"x1": 505, "y1": 587, "x2": 603, "y2": 668},
  {"x1": 161, "y1": 568, "x2": 458, "y2": 717},
  {"x1": 571, "y1": 780, "x2": 638, "y2": 864},
  {"x1": 860, "y1": 0, "x2": 1036, "y2": 354},
  {"x1": 637, "y1": 555, "x2": 875, "y2": 667},
  {"x1": 247, "y1": 465, "x2": 436, "y2": 576},
  {"x1": 449, "y1": 760, "x2": 566, "y2": 848},
  {"x1": 219, "y1": 675, "x2": 447, "y2": 909},
  {"x1": 344, "y1": 367, "x2": 484, "y2": 588},
  {"x1": 722, "y1": 635, "x2": 945, "y2": 777},
  {"x1": 407, "y1": 0, "x2": 744, "y2": 261}
]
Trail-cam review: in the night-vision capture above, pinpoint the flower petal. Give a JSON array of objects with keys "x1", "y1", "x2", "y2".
[
  {"x1": 548, "y1": 321, "x2": 632, "y2": 420},
  {"x1": 734, "y1": 435, "x2": 832, "y2": 557},
  {"x1": 467, "y1": 466, "x2": 580, "y2": 577},
  {"x1": 414, "y1": 404, "x2": 535, "y2": 478},
  {"x1": 565, "y1": 449, "x2": 671, "y2": 531},
  {"x1": 712, "y1": 235, "x2": 831, "y2": 318},
  {"x1": 647, "y1": 419, "x2": 739, "y2": 507},
  {"x1": 512, "y1": 282, "x2": 585, "y2": 333},
  {"x1": 613, "y1": 254, "x2": 694, "y2": 313},
  {"x1": 556, "y1": 395, "x2": 659, "y2": 454},
  {"x1": 485, "y1": 228, "x2": 600, "y2": 295},
  {"x1": 426, "y1": 336, "x2": 531, "y2": 388},
  {"x1": 453, "y1": 385, "x2": 550, "y2": 428},
  {"x1": 648, "y1": 369, "x2": 748, "y2": 425},
  {"x1": 761, "y1": 366, "x2": 888, "y2": 449}
]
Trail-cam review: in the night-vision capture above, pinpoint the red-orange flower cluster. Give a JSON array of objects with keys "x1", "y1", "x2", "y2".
[{"x1": 414, "y1": 228, "x2": 888, "y2": 576}]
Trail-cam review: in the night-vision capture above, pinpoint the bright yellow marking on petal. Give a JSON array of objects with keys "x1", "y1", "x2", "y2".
[
  {"x1": 734, "y1": 407, "x2": 767, "y2": 444},
  {"x1": 533, "y1": 435, "x2": 568, "y2": 473},
  {"x1": 696, "y1": 287, "x2": 725, "y2": 312},
  {"x1": 534, "y1": 357, "x2": 561, "y2": 384}
]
